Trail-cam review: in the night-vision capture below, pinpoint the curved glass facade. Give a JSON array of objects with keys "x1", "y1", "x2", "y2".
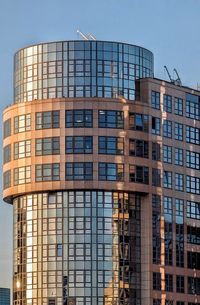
[
  {"x1": 14, "y1": 40, "x2": 153, "y2": 103},
  {"x1": 13, "y1": 191, "x2": 141, "y2": 305}
]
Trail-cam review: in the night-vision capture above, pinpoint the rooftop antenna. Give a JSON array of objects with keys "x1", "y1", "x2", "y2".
[
  {"x1": 164, "y1": 66, "x2": 173, "y2": 83},
  {"x1": 77, "y1": 29, "x2": 89, "y2": 40},
  {"x1": 173, "y1": 68, "x2": 182, "y2": 86},
  {"x1": 87, "y1": 33, "x2": 96, "y2": 41}
]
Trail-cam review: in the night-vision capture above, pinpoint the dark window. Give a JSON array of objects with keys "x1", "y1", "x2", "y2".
[
  {"x1": 3, "y1": 145, "x2": 11, "y2": 164},
  {"x1": 186, "y1": 175, "x2": 200, "y2": 194},
  {"x1": 165, "y1": 274, "x2": 173, "y2": 292},
  {"x1": 3, "y1": 170, "x2": 11, "y2": 189},
  {"x1": 153, "y1": 272, "x2": 161, "y2": 290},
  {"x1": 163, "y1": 120, "x2": 172, "y2": 138},
  {"x1": 48, "y1": 299, "x2": 56, "y2": 305},
  {"x1": 36, "y1": 111, "x2": 59, "y2": 129},
  {"x1": 35, "y1": 164, "x2": 60, "y2": 181},
  {"x1": 164, "y1": 171, "x2": 172, "y2": 189},
  {"x1": 66, "y1": 136, "x2": 93, "y2": 154},
  {"x1": 152, "y1": 168, "x2": 161, "y2": 187},
  {"x1": 99, "y1": 137, "x2": 124, "y2": 155},
  {"x1": 186, "y1": 93, "x2": 200, "y2": 120},
  {"x1": 129, "y1": 113, "x2": 149, "y2": 131},
  {"x1": 163, "y1": 145, "x2": 172, "y2": 163},
  {"x1": 188, "y1": 251, "x2": 200, "y2": 270},
  {"x1": 99, "y1": 110, "x2": 124, "y2": 128},
  {"x1": 175, "y1": 173, "x2": 184, "y2": 191},
  {"x1": 65, "y1": 110, "x2": 92, "y2": 128},
  {"x1": 174, "y1": 97, "x2": 183, "y2": 116},
  {"x1": 165, "y1": 301, "x2": 173, "y2": 305},
  {"x1": 176, "y1": 301, "x2": 184, "y2": 305},
  {"x1": 188, "y1": 277, "x2": 200, "y2": 295},
  {"x1": 186, "y1": 126, "x2": 200, "y2": 145},
  {"x1": 153, "y1": 300, "x2": 161, "y2": 305},
  {"x1": 129, "y1": 139, "x2": 148, "y2": 158},
  {"x1": 152, "y1": 91, "x2": 160, "y2": 109},
  {"x1": 164, "y1": 94, "x2": 172, "y2": 113},
  {"x1": 152, "y1": 194, "x2": 161, "y2": 264},
  {"x1": 187, "y1": 226, "x2": 200, "y2": 245},
  {"x1": 36, "y1": 137, "x2": 60, "y2": 155},
  {"x1": 187, "y1": 201, "x2": 200, "y2": 220},
  {"x1": 176, "y1": 275, "x2": 184, "y2": 293},
  {"x1": 99, "y1": 163, "x2": 124, "y2": 181},
  {"x1": 152, "y1": 142, "x2": 161, "y2": 161},
  {"x1": 65, "y1": 162, "x2": 93, "y2": 180},
  {"x1": 175, "y1": 123, "x2": 183, "y2": 141},
  {"x1": 3, "y1": 119, "x2": 11, "y2": 138},
  {"x1": 152, "y1": 117, "x2": 160, "y2": 135},
  {"x1": 14, "y1": 114, "x2": 31, "y2": 133},
  {"x1": 186, "y1": 150, "x2": 200, "y2": 169},
  {"x1": 175, "y1": 148, "x2": 183, "y2": 166},
  {"x1": 129, "y1": 165, "x2": 149, "y2": 184}
]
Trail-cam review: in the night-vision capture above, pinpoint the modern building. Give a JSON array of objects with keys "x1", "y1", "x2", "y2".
[
  {"x1": 2, "y1": 40, "x2": 200, "y2": 305},
  {"x1": 0, "y1": 288, "x2": 10, "y2": 305}
]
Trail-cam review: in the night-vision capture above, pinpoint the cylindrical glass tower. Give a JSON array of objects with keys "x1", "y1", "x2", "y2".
[{"x1": 3, "y1": 40, "x2": 154, "y2": 305}]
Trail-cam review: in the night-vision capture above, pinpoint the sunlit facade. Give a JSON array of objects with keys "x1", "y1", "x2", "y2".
[{"x1": 3, "y1": 40, "x2": 200, "y2": 305}]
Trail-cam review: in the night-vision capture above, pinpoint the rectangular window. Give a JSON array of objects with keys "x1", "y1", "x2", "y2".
[
  {"x1": 99, "y1": 136, "x2": 124, "y2": 155},
  {"x1": 3, "y1": 170, "x2": 11, "y2": 189},
  {"x1": 129, "y1": 139, "x2": 148, "y2": 158},
  {"x1": 152, "y1": 91, "x2": 160, "y2": 109},
  {"x1": 188, "y1": 277, "x2": 200, "y2": 295},
  {"x1": 164, "y1": 94, "x2": 172, "y2": 113},
  {"x1": 175, "y1": 148, "x2": 183, "y2": 166},
  {"x1": 99, "y1": 110, "x2": 124, "y2": 128},
  {"x1": 152, "y1": 117, "x2": 160, "y2": 135},
  {"x1": 14, "y1": 114, "x2": 31, "y2": 133},
  {"x1": 129, "y1": 165, "x2": 149, "y2": 184},
  {"x1": 65, "y1": 162, "x2": 93, "y2": 180},
  {"x1": 186, "y1": 175, "x2": 200, "y2": 194},
  {"x1": 164, "y1": 171, "x2": 172, "y2": 189},
  {"x1": 57, "y1": 244, "x2": 62, "y2": 257},
  {"x1": 163, "y1": 120, "x2": 172, "y2": 138},
  {"x1": 187, "y1": 201, "x2": 200, "y2": 220},
  {"x1": 176, "y1": 275, "x2": 185, "y2": 293},
  {"x1": 129, "y1": 113, "x2": 149, "y2": 132},
  {"x1": 165, "y1": 274, "x2": 173, "y2": 292},
  {"x1": 175, "y1": 123, "x2": 183, "y2": 141},
  {"x1": 175, "y1": 173, "x2": 184, "y2": 191},
  {"x1": 186, "y1": 93, "x2": 200, "y2": 120},
  {"x1": 36, "y1": 111, "x2": 59, "y2": 129},
  {"x1": 186, "y1": 150, "x2": 200, "y2": 169},
  {"x1": 36, "y1": 137, "x2": 60, "y2": 155},
  {"x1": 152, "y1": 194, "x2": 161, "y2": 264},
  {"x1": 3, "y1": 119, "x2": 11, "y2": 138},
  {"x1": 14, "y1": 140, "x2": 31, "y2": 159},
  {"x1": 153, "y1": 272, "x2": 161, "y2": 290},
  {"x1": 164, "y1": 196, "x2": 173, "y2": 222},
  {"x1": 186, "y1": 126, "x2": 200, "y2": 145},
  {"x1": 99, "y1": 163, "x2": 124, "y2": 181},
  {"x1": 174, "y1": 97, "x2": 183, "y2": 116},
  {"x1": 3, "y1": 145, "x2": 11, "y2": 164},
  {"x1": 153, "y1": 300, "x2": 161, "y2": 305},
  {"x1": 175, "y1": 199, "x2": 184, "y2": 224},
  {"x1": 14, "y1": 166, "x2": 31, "y2": 185},
  {"x1": 35, "y1": 164, "x2": 60, "y2": 181},
  {"x1": 163, "y1": 145, "x2": 172, "y2": 163},
  {"x1": 65, "y1": 110, "x2": 92, "y2": 128},
  {"x1": 48, "y1": 299, "x2": 56, "y2": 305},
  {"x1": 152, "y1": 168, "x2": 161, "y2": 187},
  {"x1": 188, "y1": 251, "x2": 200, "y2": 270},
  {"x1": 187, "y1": 226, "x2": 200, "y2": 245},
  {"x1": 152, "y1": 142, "x2": 161, "y2": 161}
]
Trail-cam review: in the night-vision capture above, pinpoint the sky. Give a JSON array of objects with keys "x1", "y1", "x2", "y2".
[{"x1": 0, "y1": 0, "x2": 200, "y2": 289}]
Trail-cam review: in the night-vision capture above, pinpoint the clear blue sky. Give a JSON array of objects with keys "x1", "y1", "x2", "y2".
[{"x1": 0, "y1": 0, "x2": 200, "y2": 288}]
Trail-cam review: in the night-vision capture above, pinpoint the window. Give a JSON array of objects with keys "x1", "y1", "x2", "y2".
[
  {"x1": 3, "y1": 119, "x2": 11, "y2": 138},
  {"x1": 152, "y1": 91, "x2": 160, "y2": 109},
  {"x1": 3, "y1": 170, "x2": 11, "y2": 189},
  {"x1": 48, "y1": 299, "x2": 56, "y2": 305},
  {"x1": 14, "y1": 114, "x2": 31, "y2": 133},
  {"x1": 176, "y1": 275, "x2": 184, "y2": 293},
  {"x1": 175, "y1": 173, "x2": 184, "y2": 191},
  {"x1": 36, "y1": 111, "x2": 59, "y2": 129},
  {"x1": 188, "y1": 277, "x2": 200, "y2": 295},
  {"x1": 57, "y1": 244, "x2": 62, "y2": 257},
  {"x1": 152, "y1": 168, "x2": 161, "y2": 187},
  {"x1": 14, "y1": 140, "x2": 31, "y2": 159},
  {"x1": 129, "y1": 113, "x2": 148, "y2": 131},
  {"x1": 186, "y1": 93, "x2": 200, "y2": 120},
  {"x1": 36, "y1": 137, "x2": 60, "y2": 155},
  {"x1": 99, "y1": 163, "x2": 124, "y2": 181},
  {"x1": 164, "y1": 171, "x2": 172, "y2": 189},
  {"x1": 129, "y1": 165, "x2": 149, "y2": 184},
  {"x1": 152, "y1": 142, "x2": 161, "y2": 161},
  {"x1": 176, "y1": 301, "x2": 184, "y2": 305},
  {"x1": 187, "y1": 201, "x2": 200, "y2": 220},
  {"x1": 164, "y1": 196, "x2": 173, "y2": 222},
  {"x1": 153, "y1": 272, "x2": 161, "y2": 290},
  {"x1": 66, "y1": 162, "x2": 93, "y2": 180},
  {"x1": 187, "y1": 226, "x2": 200, "y2": 245},
  {"x1": 175, "y1": 123, "x2": 183, "y2": 141},
  {"x1": 65, "y1": 110, "x2": 92, "y2": 128},
  {"x1": 66, "y1": 136, "x2": 93, "y2": 154},
  {"x1": 186, "y1": 175, "x2": 200, "y2": 194},
  {"x1": 152, "y1": 194, "x2": 161, "y2": 264},
  {"x1": 188, "y1": 251, "x2": 200, "y2": 270},
  {"x1": 153, "y1": 300, "x2": 161, "y2": 305},
  {"x1": 186, "y1": 126, "x2": 200, "y2": 145},
  {"x1": 174, "y1": 97, "x2": 183, "y2": 116},
  {"x1": 152, "y1": 117, "x2": 160, "y2": 135},
  {"x1": 175, "y1": 199, "x2": 184, "y2": 224},
  {"x1": 35, "y1": 164, "x2": 60, "y2": 181},
  {"x1": 175, "y1": 148, "x2": 183, "y2": 166},
  {"x1": 129, "y1": 139, "x2": 148, "y2": 158},
  {"x1": 3, "y1": 145, "x2": 11, "y2": 164},
  {"x1": 14, "y1": 166, "x2": 31, "y2": 185},
  {"x1": 163, "y1": 120, "x2": 172, "y2": 138},
  {"x1": 165, "y1": 274, "x2": 173, "y2": 292},
  {"x1": 164, "y1": 94, "x2": 172, "y2": 113},
  {"x1": 99, "y1": 110, "x2": 124, "y2": 128},
  {"x1": 186, "y1": 150, "x2": 200, "y2": 169},
  {"x1": 99, "y1": 137, "x2": 124, "y2": 155},
  {"x1": 163, "y1": 145, "x2": 172, "y2": 163}
]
